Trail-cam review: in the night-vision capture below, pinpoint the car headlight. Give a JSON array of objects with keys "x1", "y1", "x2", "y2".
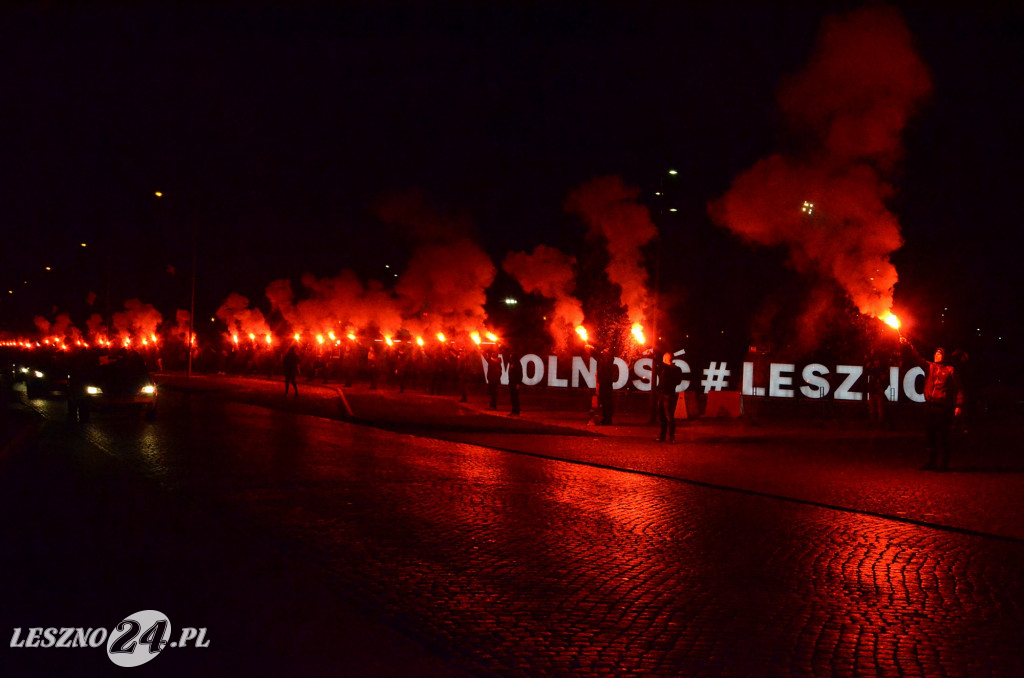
[
  {"x1": 141, "y1": 384, "x2": 156, "y2": 395},
  {"x1": 33, "y1": 370, "x2": 45, "y2": 379},
  {"x1": 86, "y1": 386, "x2": 103, "y2": 395}
]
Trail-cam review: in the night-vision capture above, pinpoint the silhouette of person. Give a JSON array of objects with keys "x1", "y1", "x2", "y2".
[
  {"x1": 654, "y1": 352, "x2": 684, "y2": 443},
  {"x1": 903, "y1": 338, "x2": 963, "y2": 471},
  {"x1": 507, "y1": 352, "x2": 522, "y2": 416},
  {"x1": 596, "y1": 348, "x2": 615, "y2": 425},
  {"x1": 283, "y1": 345, "x2": 299, "y2": 397},
  {"x1": 485, "y1": 351, "x2": 501, "y2": 410}
]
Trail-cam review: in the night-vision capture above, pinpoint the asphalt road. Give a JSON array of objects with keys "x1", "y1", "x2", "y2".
[{"x1": 3, "y1": 386, "x2": 1024, "y2": 676}]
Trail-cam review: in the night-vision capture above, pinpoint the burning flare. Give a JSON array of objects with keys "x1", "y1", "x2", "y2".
[
  {"x1": 881, "y1": 311, "x2": 901, "y2": 331},
  {"x1": 575, "y1": 326, "x2": 589, "y2": 343},
  {"x1": 631, "y1": 323, "x2": 646, "y2": 345}
]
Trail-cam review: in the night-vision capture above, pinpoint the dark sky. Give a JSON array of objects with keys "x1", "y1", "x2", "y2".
[{"x1": 2, "y1": 2, "x2": 1022, "y2": 360}]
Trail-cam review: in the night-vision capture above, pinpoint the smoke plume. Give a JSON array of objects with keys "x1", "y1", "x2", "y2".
[
  {"x1": 503, "y1": 244, "x2": 583, "y2": 347},
  {"x1": 216, "y1": 293, "x2": 271, "y2": 339},
  {"x1": 112, "y1": 299, "x2": 163, "y2": 340},
  {"x1": 709, "y1": 6, "x2": 932, "y2": 319},
  {"x1": 565, "y1": 175, "x2": 658, "y2": 327}
]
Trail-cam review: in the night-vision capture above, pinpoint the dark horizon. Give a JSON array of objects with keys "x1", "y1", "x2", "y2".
[{"x1": 2, "y1": 3, "x2": 1022, "y2": 364}]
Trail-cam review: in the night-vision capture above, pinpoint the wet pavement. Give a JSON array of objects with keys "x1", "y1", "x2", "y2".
[
  {"x1": 156, "y1": 373, "x2": 1024, "y2": 541},
  {"x1": 2, "y1": 374, "x2": 1023, "y2": 676}
]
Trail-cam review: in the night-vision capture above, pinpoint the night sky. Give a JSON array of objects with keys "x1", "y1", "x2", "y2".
[{"x1": 2, "y1": 3, "x2": 1022, "y2": 370}]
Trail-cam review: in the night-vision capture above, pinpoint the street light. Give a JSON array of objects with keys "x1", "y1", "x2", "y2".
[{"x1": 648, "y1": 167, "x2": 680, "y2": 422}]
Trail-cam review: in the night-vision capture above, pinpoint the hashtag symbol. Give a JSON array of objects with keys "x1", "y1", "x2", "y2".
[{"x1": 701, "y1": 362, "x2": 731, "y2": 393}]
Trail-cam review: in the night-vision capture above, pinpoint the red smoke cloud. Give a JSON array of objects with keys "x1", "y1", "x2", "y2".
[
  {"x1": 565, "y1": 175, "x2": 658, "y2": 327},
  {"x1": 396, "y1": 240, "x2": 496, "y2": 333},
  {"x1": 261, "y1": 193, "x2": 496, "y2": 342},
  {"x1": 503, "y1": 244, "x2": 584, "y2": 348},
  {"x1": 216, "y1": 293, "x2": 271, "y2": 340},
  {"x1": 112, "y1": 299, "x2": 163, "y2": 340},
  {"x1": 709, "y1": 6, "x2": 932, "y2": 319},
  {"x1": 265, "y1": 272, "x2": 405, "y2": 338}
]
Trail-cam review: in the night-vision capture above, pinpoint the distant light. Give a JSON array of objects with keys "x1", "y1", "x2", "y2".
[
  {"x1": 45, "y1": 266, "x2": 51, "y2": 271},
  {"x1": 504, "y1": 297, "x2": 518, "y2": 306},
  {"x1": 669, "y1": 208, "x2": 678, "y2": 212},
  {"x1": 80, "y1": 243, "x2": 87, "y2": 247},
  {"x1": 154, "y1": 191, "x2": 163, "y2": 198},
  {"x1": 668, "y1": 169, "x2": 678, "y2": 175}
]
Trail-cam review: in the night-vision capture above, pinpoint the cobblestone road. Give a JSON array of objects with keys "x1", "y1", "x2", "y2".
[{"x1": 41, "y1": 392, "x2": 1024, "y2": 677}]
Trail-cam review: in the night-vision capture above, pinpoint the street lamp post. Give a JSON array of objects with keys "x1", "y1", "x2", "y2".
[{"x1": 648, "y1": 168, "x2": 678, "y2": 423}]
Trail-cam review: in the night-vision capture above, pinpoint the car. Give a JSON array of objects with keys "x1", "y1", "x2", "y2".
[
  {"x1": 22, "y1": 351, "x2": 72, "y2": 399},
  {"x1": 67, "y1": 349, "x2": 158, "y2": 422}
]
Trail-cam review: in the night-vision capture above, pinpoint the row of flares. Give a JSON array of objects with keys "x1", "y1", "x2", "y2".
[
  {"x1": 3, "y1": 323, "x2": 663, "y2": 354},
  {"x1": 4, "y1": 311, "x2": 902, "y2": 355}
]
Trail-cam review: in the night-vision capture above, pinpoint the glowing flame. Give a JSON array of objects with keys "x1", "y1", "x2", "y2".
[
  {"x1": 416, "y1": 336, "x2": 425, "y2": 347},
  {"x1": 265, "y1": 334, "x2": 273, "y2": 345},
  {"x1": 150, "y1": 334, "x2": 158, "y2": 344},
  {"x1": 232, "y1": 334, "x2": 239, "y2": 344},
  {"x1": 881, "y1": 312, "x2": 901, "y2": 331},
  {"x1": 347, "y1": 333, "x2": 357, "y2": 341},
  {"x1": 631, "y1": 323, "x2": 646, "y2": 345},
  {"x1": 385, "y1": 336, "x2": 394, "y2": 346},
  {"x1": 436, "y1": 332, "x2": 446, "y2": 343},
  {"x1": 316, "y1": 334, "x2": 325, "y2": 345},
  {"x1": 470, "y1": 332, "x2": 481, "y2": 345},
  {"x1": 328, "y1": 331, "x2": 337, "y2": 341},
  {"x1": 485, "y1": 332, "x2": 499, "y2": 342},
  {"x1": 575, "y1": 326, "x2": 589, "y2": 342}
]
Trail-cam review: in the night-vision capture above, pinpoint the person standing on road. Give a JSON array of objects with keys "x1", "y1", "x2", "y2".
[
  {"x1": 903, "y1": 338, "x2": 963, "y2": 471},
  {"x1": 864, "y1": 353, "x2": 894, "y2": 430},
  {"x1": 283, "y1": 345, "x2": 300, "y2": 398},
  {"x1": 654, "y1": 352, "x2": 684, "y2": 443},
  {"x1": 595, "y1": 348, "x2": 615, "y2": 425},
  {"x1": 485, "y1": 350, "x2": 501, "y2": 410},
  {"x1": 507, "y1": 352, "x2": 522, "y2": 416}
]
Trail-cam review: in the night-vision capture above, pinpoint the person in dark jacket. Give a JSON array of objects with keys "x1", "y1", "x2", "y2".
[
  {"x1": 506, "y1": 353, "x2": 522, "y2": 416},
  {"x1": 484, "y1": 351, "x2": 501, "y2": 410},
  {"x1": 595, "y1": 349, "x2": 616, "y2": 425},
  {"x1": 283, "y1": 345, "x2": 300, "y2": 397},
  {"x1": 654, "y1": 352, "x2": 685, "y2": 443},
  {"x1": 903, "y1": 338, "x2": 963, "y2": 471}
]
